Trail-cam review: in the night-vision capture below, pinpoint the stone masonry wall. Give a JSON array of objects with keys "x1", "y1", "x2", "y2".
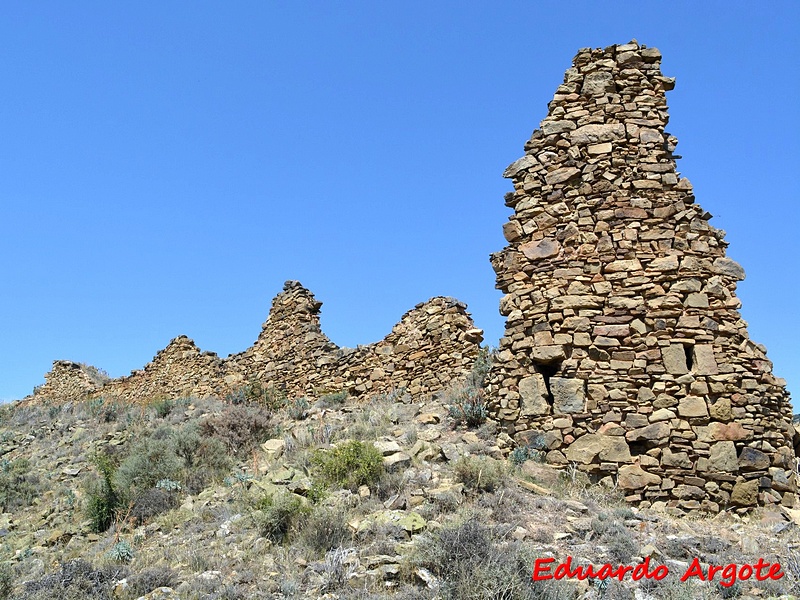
[
  {"x1": 31, "y1": 281, "x2": 483, "y2": 405},
  {"x1": 32, "y1": 360, "x2": 111, "y2": 404},
  {"x1": 487, "y1": 41, "x2": 796, "y2": 512}
]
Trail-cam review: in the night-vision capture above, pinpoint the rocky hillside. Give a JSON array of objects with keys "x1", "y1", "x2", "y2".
[{"x1": 0, "y1": 359, "x2": 798, "y2": 599}]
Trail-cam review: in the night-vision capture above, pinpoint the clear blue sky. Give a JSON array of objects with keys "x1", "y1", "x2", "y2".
[{"x1": 2, "y1": 2, "x2": 798, "y2": 404}]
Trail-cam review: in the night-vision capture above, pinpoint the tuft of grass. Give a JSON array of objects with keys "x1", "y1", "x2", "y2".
[
  {"x1": 446, "y1": 348, "x2": 492, "y2": 428},
  {"x1": 454, "y1": 455, "x2": 507, "y2": 493},
  {"x1": 411, "y1": 516, "x2": 543, "y2": 600},
  {"x1": 298, "y1": 505, "x2": 352, "y2": 556}
]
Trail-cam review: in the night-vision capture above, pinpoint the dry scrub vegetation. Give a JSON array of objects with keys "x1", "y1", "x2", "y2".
[{"x1": 0, "y1": 363, "x2": 798, "y2": 599}]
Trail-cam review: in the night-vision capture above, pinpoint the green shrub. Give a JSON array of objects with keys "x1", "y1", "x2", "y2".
[
  {"x1": 85, "y1": 453, "x2": 121, "y2": 533},
  {"x1": 227, "y1": 381, "x2": 287, "y2": 410},
  {"x1": 319, "y1": 391, "x2": 348, "y2": 407},
  {"x1": 447, "y1": 348, "x2": 492, "y2": 427},
  {"x1": 149, "y1": 397, "x2": 175, "y2": 419},
  {"x1": 287, "y1": 397, "x2": 310, "y2": 420},
  {"x1": 312, "y1": 440, "x2": 385, "y2": 492},
  {"x1": 107, "y1": 540, "x2": 134, "y2": 563},
  {"x1": 447, "y1": 386, "x2": 488, "y2": 427},
  {"x1": 454, "y1": 455, "x2": 507, "y2": 493},
  {"x1": 255, "y1": 492, "x2": 309, "y2": 543},
  {"x1": 113, "y1": 433, "x2": 182, "y2": 503}
]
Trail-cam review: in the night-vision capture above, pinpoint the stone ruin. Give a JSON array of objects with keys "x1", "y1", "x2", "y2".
[
  {"x1": 31, "y1": 281, "x2": 484, "y2": 404},
  {"x1": 486, "y1": 41, "x2": 796, "y2": 512},
  {"x1": 27, "y1": 41, "x2": 795, "y2": 513}
]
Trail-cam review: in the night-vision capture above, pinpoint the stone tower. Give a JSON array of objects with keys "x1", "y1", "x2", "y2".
[{"x1": 487, "y1": 41, "x2": 796, "y2": 512}]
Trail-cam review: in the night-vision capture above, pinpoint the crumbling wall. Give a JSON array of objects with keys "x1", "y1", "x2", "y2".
[
  {"x1": 32, "y1": 360, "x2": 109, "y2": 403},
  {"x1": 224, "y1": 281, "x2": 483, "y2": 398},
  {"x1": 99, "y1": 336, "x2": 225, "y2": 403},
  {"x1": 487, "y1": 41, "x2": 796, "y2": 512},
  {"x1": 31, "y1": 281, "x2": 483, "y2": 404}
]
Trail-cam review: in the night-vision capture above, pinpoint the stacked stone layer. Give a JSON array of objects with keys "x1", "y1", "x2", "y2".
[
  {"x1": 487, "y1": 41, "x2": 795, "y2": 512},
  {"x1": 33, "y1": 361, "x2": 111, "y2": 404},
  {"x1": 31, "y1": 281, "x2": 483, "y2": 404}
]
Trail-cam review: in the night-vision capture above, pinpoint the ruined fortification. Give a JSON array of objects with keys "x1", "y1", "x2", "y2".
[
  {"x1": 486, "y1": 41, "x2": 795, "y2": 511},
  {"x1": 28, "y1": 42, "x2": 794, "y2": 513},
  {"x1": 32, "y1": 281, "x2": 483, "y2": 404}
]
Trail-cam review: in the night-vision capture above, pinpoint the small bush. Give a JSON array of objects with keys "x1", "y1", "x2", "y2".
[
  {"x1": 149, "y1": 397, "x2": 175, "y2": 419},
  {"x1": 412, "y1": 517, "x2": 538, "y2": 600},
  {"x1": 0, "y1": 458, "x2": 41, "y2": 511},
  {"x1": 0, "y1": 563, "x2": 13, "y2": 600},
  {"x1": 319, "y1": 391, "x2": 348, "y2": 407},
  {"x1": 287, "y1": 397, "x2": 310, "y2": 420},
  {"x1": 227, "y1": 381, "x2": 286, "y2": 410},
  {"x1": 299, "y1": 506, "x2": 352, "y2": 555},
  {"x1": 86, "y1": 397, "x2": 122, "y2": 422},
  {"x1": 255, "y1": 492, "x2": 309, "y2": 543},
  {"x1": 591, "y1": 513, "x2": 638, "y2": 563},
  {"x1": 447, "y1": 348, "x2": 492, "y2": 427},
  {"x1": 454, "y1": 455, "x2": 507, "y2": 493},
  {"x1": 85, "y1": 453, "x2": 122, "y2": 533},
  {"x1": 312, "y1": 440, "x2": 385, "y2": 492},
  {"x1": 201, "y1": 404, "x2": 273, "y2": 456},
  {"x1": 114, "y1": 433, "x2": 183, "y2": 503},
  {"x1": 107, "y1": 540, "x2": 134, "y2": 563},
  {"x1": 126, "y1": 566, "x2": 178, "y2": 598},
  {"x1": 19, "y1": 559, "x2": 128, "y2": 600},
  {"x1": 130, "y1": 487, "x2": 178, "y2": 524}
]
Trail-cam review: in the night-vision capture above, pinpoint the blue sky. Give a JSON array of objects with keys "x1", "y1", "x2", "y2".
[{"x1": 2, "y1": 2, "x2": 798, "y2": 404}]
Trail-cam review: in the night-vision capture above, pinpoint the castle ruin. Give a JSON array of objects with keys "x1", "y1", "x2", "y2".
[
  {"x1": 28, "y1": 42, "x2": 795, "y2": 513},
  {"x1": 486, "y1": 41, "x2": 796, "y2": 512}
]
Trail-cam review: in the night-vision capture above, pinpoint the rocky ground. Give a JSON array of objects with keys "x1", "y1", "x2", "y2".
[{"x1": 0, "y1": 373, "x2": 798, "y2": 600}]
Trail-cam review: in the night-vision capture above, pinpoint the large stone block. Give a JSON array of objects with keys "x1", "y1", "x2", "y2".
[
  {"x1": 519, "y1": 374, "x2": 550, "y2": 417},
  {"x1": 550, "y1": 377, "x2": 585, "y2": 414},
  {"x1": 678, "y1": 397, "x2": 708, "y2": 418},
  {"x1": 662, "y1": 344, "x2": 689, "y2": 375},
  {"x1": 706, "y1": 441, "x2": 738, "y2": 472},
  {"x1": 565, "y1": 433, "x2": 631, "y2": 464},
  {"x1": 693, "y1": 345, "x2": 718, "y2": 375},
  {"x1": 618, "y1": 465, "x2": 661, "y2": 490}
]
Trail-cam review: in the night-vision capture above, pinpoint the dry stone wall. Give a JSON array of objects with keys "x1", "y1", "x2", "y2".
[
  {"x1": 31, "y1": 281, "x2": 483, "y2": 404},
  {"x1": 32, "y1": 361, "x2": 110, "y2": 404},
  {"x1": 487, "y1": 41, "x2": 796, "y2": 512}
]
